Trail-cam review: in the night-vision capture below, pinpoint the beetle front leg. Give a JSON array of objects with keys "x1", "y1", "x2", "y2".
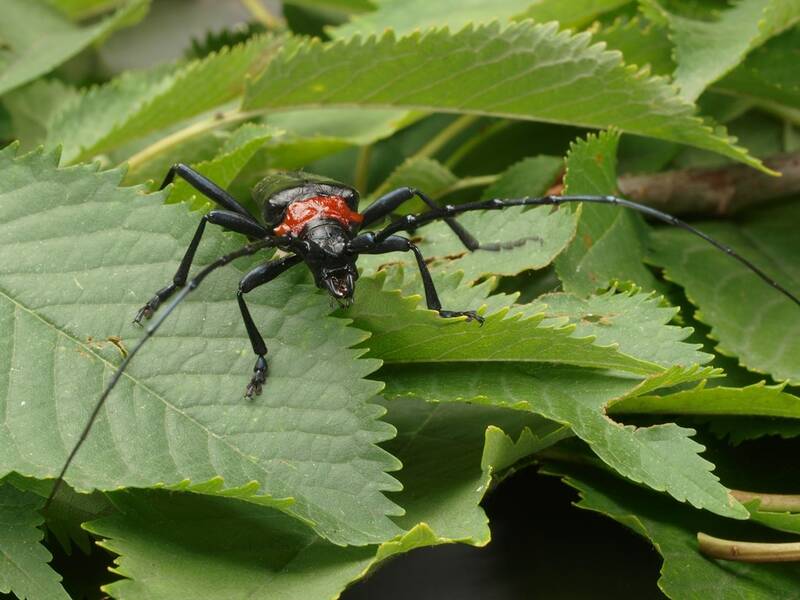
[
  {"x1": 354, "y1": 233, "x2": 484, "y2": 324},
  {"x1": 237, "y1": 255, "x2": 303, "y2": 398},
  {"x1": 134, "y1": 210, "x2": 269, "y2": 324}
]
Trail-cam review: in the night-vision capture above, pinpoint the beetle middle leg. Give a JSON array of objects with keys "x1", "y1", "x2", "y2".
[
  {"x1": 360, "y1": 186, "x2": 540, "y2": 252},
  {"x1": 237, "y1": 254, "x2": 303, "y2": 397},
  {"x1": 352, "y1": 233, "x2": 484, "y2": 324},
  {"x1": 134, "y1": 210, "x2": 270, "y2": 324}
]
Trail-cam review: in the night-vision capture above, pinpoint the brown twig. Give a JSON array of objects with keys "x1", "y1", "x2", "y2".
[
  {"x1": 730, "y1": 490, "x2": 800, "y2": 513},
  {"x1": 618, "y1": 152, "x2": 800, "y2": 216},
  {"x1": 698, "y1": 532, "x2": 800, "y2": 563}
]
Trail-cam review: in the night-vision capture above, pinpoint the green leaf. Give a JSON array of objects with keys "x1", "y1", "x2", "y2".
[
  {"x1": 84, "y1": 399, "x2": 567, "y2": 598},
  {"x1": 0, "y1": 145, "x2": 403, "y2": 546},
  {"x1": 547, "y1": 463, "x2": 800, "y2": 599},
  {"x1": 480, "y1": 155, "x2": 563, "y2": 200},
  {"x1": 1, "y1": 79, "x2": 79, "y2": 150},
  {"x1": 379, "y1": 360, "x2": 744, "y2": 518},
  {"x1": 363, "y1": 205, "x2": 576, "y2": 283},
  {"x1": 648, "y1": 201, "x2": 800, "y2": 385},
  {"x1": 612, "y1": 380, "x2": 800, "y2": 419},
  {"x1": 44, "y1": 0, "x2": 132, "y2": 21},
  {"x1": 747, "y1": 505, "x2": 800, "y2": 535},
  {"x1": 382, "y1": 398, "x2": 570, "y2": 541},
  {"x1": 86, "y1": 490, "x2": 378, "y2": 599},
  {"x1": 330, "y1": 0, "x2": 536, "y2": 38},
  {"x1": 515, "y1": 0, "x2": 636, "y2": 30},
  {"x1": 288, "y1": 0, "x2": 375, "y2": 14},
  {"x1": 242, "y1": 22, "x2": 767, "y2": 172},
  {"x1": 0, "y1": 483, "x2": 68, "y2": 600},
  {"x1": 360, "y1": 155, "x2": 577, "y2": 282},
  {"x1": 372, "y1": 157, "x2": 458, "y2": 205},
  {"x1": 346, "y1": 271, "x2": 743, "y2": 518},
  {"x1": 0, "y1": 0, "x2": 148, "y2": 97},
  {"x1": 48, "y1": 35, "x2": 288, "y2": 163},
  {"x1": 4, "y1": 473, "x2": 112, "y2": 555},
  {"x1": 267, "y1": 107, "x2": 415, "y2": 145},
  {"x1": 539, "y1": 288, "x2": 712, "y2": 367},
  {"x1": 640, "y1": 0, "x2": 800, "y2": 101},
  {"x1": 350, "y1": 274, "x2": 665, "y2": 374},
  {"x1": 715, "y1": 27, "x2": 800, "y2": 116},
  {"x1": 555, "y1": 129, "x2": 662, "y2": 295},
  {"x1": 590, "y1": 16, "x2": 674, "y2": 75},
  {"x1": 708, "y1": 416, "x2": 800, "y2": 445}
]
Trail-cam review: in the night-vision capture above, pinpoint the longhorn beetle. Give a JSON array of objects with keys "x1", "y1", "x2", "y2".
[{"x1": 45, "y1": 163, "x2": 800, "y2": 507}]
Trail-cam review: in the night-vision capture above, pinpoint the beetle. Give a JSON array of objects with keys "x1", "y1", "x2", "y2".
[{"x1": 45, "y1": 162, "x2": 800, "y2": 507}]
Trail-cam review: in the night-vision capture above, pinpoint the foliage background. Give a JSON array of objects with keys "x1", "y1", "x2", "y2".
[{"x1": 0, "y1": 0, "x2": 799, "y2": 598}]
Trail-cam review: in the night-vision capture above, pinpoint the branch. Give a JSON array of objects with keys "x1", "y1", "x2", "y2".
[
  {"x1": 731, "y1": 490, "x2": 800, "y2": 513},
  {"x1": 618, "y1": 152, "x2": 800, "y2": 216},
  {"x1": 698, "y1": 533, "x2": 800, "y2": 563}
]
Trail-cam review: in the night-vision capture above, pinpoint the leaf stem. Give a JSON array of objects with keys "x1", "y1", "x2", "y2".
[
  {"x1": 415, "y1": 114, "x2": 480, "y2": 160},
  {"x1": 125, "y1": 109, "x2": 265, "y2": 173},
  {"x1": 697, "y1": 532, "x2": 800, "y2": 563},
  {"x1": 354, "y1": 144, "x2": 373, "y2": 193},
  {"x1": 444, "y1": 120, "x2": 511, "y2": 169},
  {"x1": 239, "y1": 0, "x2": 285, "y2": 29},
  {"x1": 731, "y1": 490, "x2": 800, "y2": 513},
  {"x1": 435, "y1": 174, "x2": 499, "y2": 198}
]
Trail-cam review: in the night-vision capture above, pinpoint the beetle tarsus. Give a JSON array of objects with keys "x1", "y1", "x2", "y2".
[
  {"x1": 245, "y1": 356, "x2": 268, "y2": 399},
  {"x1": 439, "y1": 309, "x2": 485, "y2": 325},
  {"x1": 133, "y1": 283, "x2": 179, "y2": 325}
]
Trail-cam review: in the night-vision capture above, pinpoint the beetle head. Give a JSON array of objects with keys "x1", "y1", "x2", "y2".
[{"x1": 300, "y1": 220, "x2": 359, "y2": 306}]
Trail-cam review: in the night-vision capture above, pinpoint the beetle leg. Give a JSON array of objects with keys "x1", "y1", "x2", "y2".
[
  {"x1": 355, "y1": 233, "x2": 484, "y2": 324},
  {"x1": 237, "y1": 254, "x2": 303, "y2": 398},
  {"x1": 360, "y1": 186, "x2": 534, "y2": 251},
  {"x1": 161, "y1": 163, "x2": 257, "y2": 220},
  {"x1": 134, "y1": 210, "x2": 270, "y2": 324}
]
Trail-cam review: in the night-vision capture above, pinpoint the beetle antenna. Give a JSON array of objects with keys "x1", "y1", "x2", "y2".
[
  {"x1": 44, "y1": 238, "x2": 277, "y2": 510},
  {"x1": 375, "y1": 194, "x2": 800, "y2": 308}
]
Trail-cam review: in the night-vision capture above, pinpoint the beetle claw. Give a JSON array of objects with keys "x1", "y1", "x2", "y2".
[
  {"x1": 439, "y1": 309, "x2": 484, "y2": 325},
  {"x1": 245, "y1": 356, "x2": 268, "y2": 399}
]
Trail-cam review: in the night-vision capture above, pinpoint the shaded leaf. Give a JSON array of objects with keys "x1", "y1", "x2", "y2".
[
  {"x1": 0, "y1": 483, "x2": 68, "y2": 600},
  {"x1": 84, "y1": 399, "x2": 566, "y2": 598},
  {"x1": 612, "y1": 380, "x2": 800, "y2": 419},
  {"x1": 379, "y1": 360, "x2": 743, "y2": 518},
  {"x1": 649, "y1": 200, "x2": 800, "y2": 385},
  {"x1": 330, "y1": 0, "x2": 535, "y2": 38},
  {"x1": 1, "y1": 79, "x2": 79, "y2": 150},
  {"x1": 555, "y1": 129, "x2": 662, "y2": 295},
  {"x1": 640, "y1": 0, "x2": 800, "y2": 101},
  {"x1": 44, "y1": 0, "x2": 131, "y2": 21},
  {"x1": 590, "y1": 15, "x2": 674, "y2": 75},
  {"x1": 372, "y1": 157, "x2": 458, "y2": 206},
  {"x1": 715, "y1": 27, "x2": 800, "y2": 115},
  {"x1": 49, "y1": 35, "x2": 289, "y2": 163},
  {"x1": 0, "y1": 0, "x2": 148, "y2": 96},
  {"x1": 547, "y1": 462, "x2": 800, "y2": 599},
  {"x1": 516, "y1": 0, "x2": 636, "y2": 30},
  {"x1": 480, "y1": 155, "x2": 563, "y2": 200}
]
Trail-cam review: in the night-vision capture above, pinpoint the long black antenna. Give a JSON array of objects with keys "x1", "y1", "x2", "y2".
[
  {"x1": 376, "y1": 194, "x2": 800, "y2": 308},
  {"x1": 44, "y1": 238, "x2": 276, "y2": 510}
]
